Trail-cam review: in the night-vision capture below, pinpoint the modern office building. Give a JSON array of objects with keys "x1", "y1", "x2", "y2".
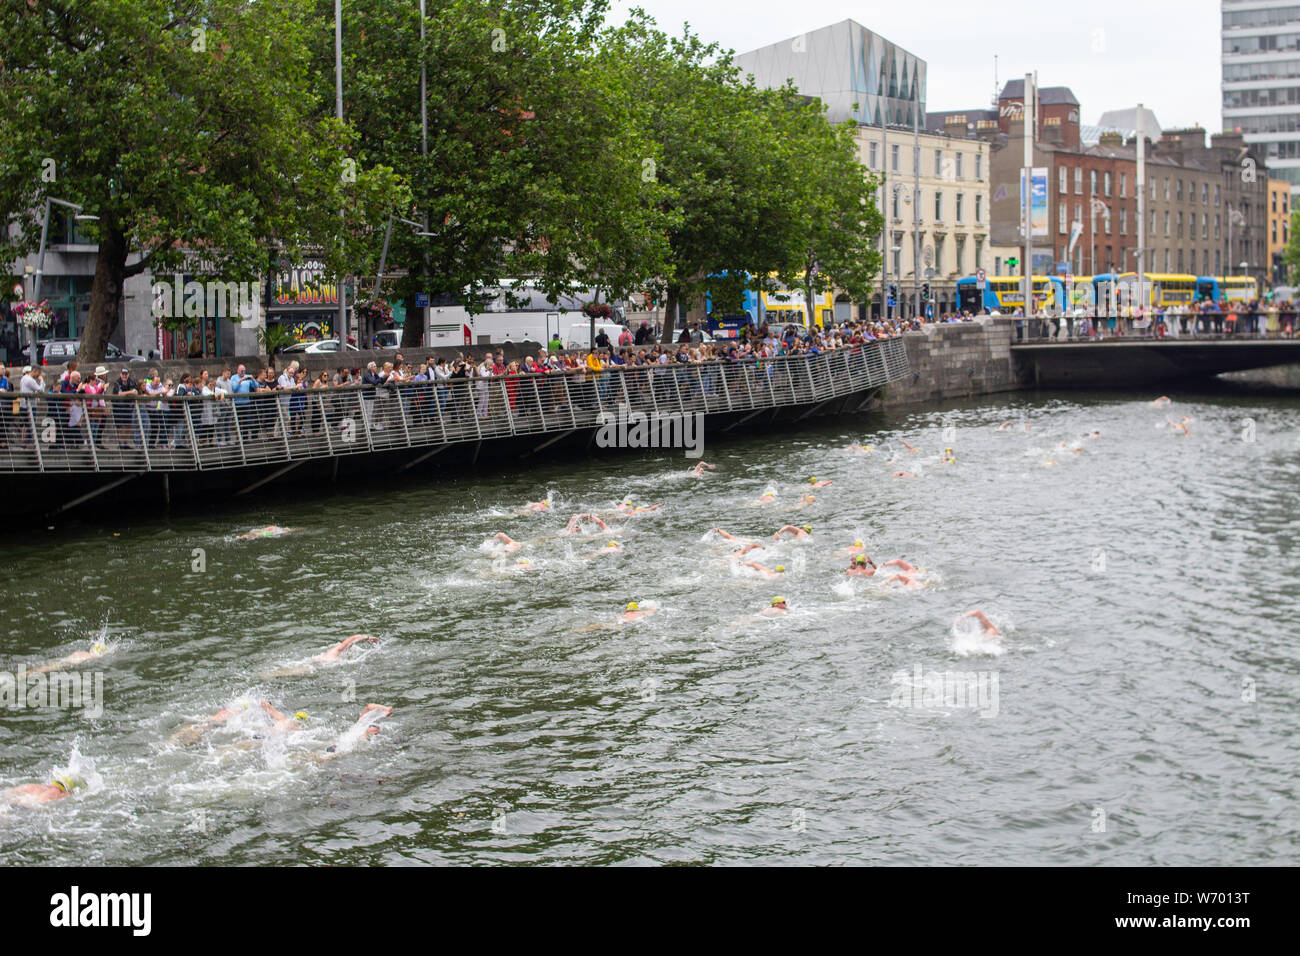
[
  {"x1": 734, "y1": 19, "x2": 926, "y2": 129},
  {"x1": 1222, "y1": 0, "x2": 1300, "y2": 193}
]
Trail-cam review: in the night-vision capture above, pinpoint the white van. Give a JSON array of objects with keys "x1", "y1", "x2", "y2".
[{"x1": 565, "y1": 321, "x2": 626, "y2": 350}]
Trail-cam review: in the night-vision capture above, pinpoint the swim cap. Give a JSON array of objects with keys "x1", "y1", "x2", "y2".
[
  {"x1": 771, "y1": 596, "x2": 787, "y2": 606},
  {"x1": 801, "y1": 525, "x2": 812, "y2": 533},
  {"x1": 853, "y1": 540, "x2": 863, "y2": 547},
  {"x1": 854, "y1": 555, "x2": 867, "y2": 565},
  {"x1": 809, "y1": 476, "x2": 816, "y2": 483},
  {"x1": 294, "y1": 711, "x2": 309, "y2": 721},
  {"x1": 52, "y1": 773, "x2": 83, "y2": 793},
  {"x1": 776, "y1": 565, "x2": 786, "y2": 573},
  {"x1": 518, "y1": 558, "x2": 531, "y2": 565},
  {"x1": 91, "y1": 641, "x2": 107, "y2": 655},
  {"x1": 607, "y1": 541, "x2": 619, "y2": 547},
  {"x1": 626, "y1": 602, "x2": 638, "y2": 611}
]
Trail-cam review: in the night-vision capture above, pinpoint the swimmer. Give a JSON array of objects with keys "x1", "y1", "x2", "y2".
[
  {"x1": 1151, "y1": 396, "x2": 1172, "y2": 407},
  {"x1": 1084, "y1": 430, "x2": 1101, "y2": 439},
  {"x1": 615, "y1": 500, "x2": 662, "y2": 515},
  {"x1": 689, "y1": 461, "x2": 717, "y2": 476},
  {"x1": 772, "y1": 524, "x2": 812, "y2": 541},
  {"x1": 512, "y1": 557, "x2": 537, "y2": 571},
  {"x1": 941, "y1": 447, "x2": 956, "y2": 465},
  {"x1": 563, "y1": 513, "x2": 610, "y2": 535},
  {"x1": 237, "y1": 525, "x2": 297, "y2": 539},
  {"x1": 314, "y1": 704, "x2": 394, "y2": 762},
  {"x1": 893, "y1": 471, "x2": 916, "y2": 479},
  {"x1": 1, "y1": 772, "x2": 84, "y2": 807},
  {"x1": 731, "y1": 542, "x2": 765, "y2": 557},
  {"x1": 523, "y1": 499, "x2": 552, "y2": 512},
  {"x1": 1169, "y1": 417, "x2": 1190, "y2": 437},
  {"x1": 760, "y1": 596, "x2": 789, "y2": 618},
  {"x1": 808, "y1": 476, "x2": 834, "y2": 488},
  {"x1": 961, "y1": 609, "x2": 1001, "y2": 641},
  {"x1": 845, "y1": 554, "x2": 877, "y2": 576},
  {"x1": 168, "y1": 697, "x2": 258, "y2": 746},
  {"x1": 258, "y1": 699, "x2": 311, "y2": 734},
  {"x1": 899, "y1": 440, "x2": 919, "y2": 453},
  {"x1": 880, "y1": 559, "x2": 917, "y2": 572},
  {"x1": 996, "y1": 420, "x2": 1013, "y2": 431},
  {"x1": 794, "y1": 493, "x2": 817, "y2": 507},
  {"x1": 834, "y1": 540, "x2": 868, "y2": 557},
  {"x1": 847, "y1": 443, "x2": 874, "y2": 453},
  {"x1": 620, "y1": 601, "x2": 655, "y2": 623},
  {"x1": 755, "y1": 492, "x2": 777, "y2": 506},
  {"x1": 738, "y1": 560, "x2": 786, "y2": 579},
  {"x1": 884, "y1": 573, "x2": 924, "y2": 589},
  {"x1": 589, "y1": 540, "x2": 624, "y2": 557},
  {"x1": 312, "y1": 634, "x2": 378, "y2": 663},
  {"x1": 27, "y1": 638, "x2": 112, "y2": 676},
  {"x1": 486, "y1": 532, "x2": 522, "y2": 553},
  {"x1": 710, "y1": 528, "x2": 747, "y2": 542}
]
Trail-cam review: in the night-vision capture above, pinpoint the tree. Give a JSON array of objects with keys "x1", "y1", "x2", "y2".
[
  {"x1": 1284, "y1": 206, "x2": 1300, "y2": 285},
  {"x1": 0, "y1": 0, "x2": 398, "y2": 363}
]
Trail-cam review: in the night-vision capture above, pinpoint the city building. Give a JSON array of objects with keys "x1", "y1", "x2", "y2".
[
  {"x1": 1268, "y1": 177, "x2": 1291, "y2": 280},
  {"x1": 736, "y1": 20, "x2": 989, "y2": 318},
  {"x1": 1222, "y1": 0, "x2": 1300, "y2": 194}
]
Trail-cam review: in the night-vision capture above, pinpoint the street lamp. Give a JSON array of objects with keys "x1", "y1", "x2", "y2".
[
  {"x1": 28, "y1": 198, "x2": 98, "y2": 365},
  {"x1": 884, "y1": 185, "x2": 911, "y2": 320}
]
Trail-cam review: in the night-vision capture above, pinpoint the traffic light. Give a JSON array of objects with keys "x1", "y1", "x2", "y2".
[
  {"x1": 922, "y1": 282, "x2": 931, "y2": 300},
  {"x1": 1006, "y1": 257, "x2": 1020, "y2": 270}
]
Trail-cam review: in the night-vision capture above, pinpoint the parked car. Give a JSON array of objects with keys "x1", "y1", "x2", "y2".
[
  {"x1": 372, "y1": 329, "x2": 401, "y2": 349},
  {"x1": 38, "y1": 338, "x2": 143, "y2": 365},
  {"x1": 277, "y1": 338, "x2": 360, "y2": 354}
]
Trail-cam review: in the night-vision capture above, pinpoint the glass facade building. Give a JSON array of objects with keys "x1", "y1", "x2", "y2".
[
  {"x1": 1223, "y1": 0, "x2": 1300, "y2": 190},
  {"x1": 733, "y1": 19, "x2": 926, "y2": 128}
]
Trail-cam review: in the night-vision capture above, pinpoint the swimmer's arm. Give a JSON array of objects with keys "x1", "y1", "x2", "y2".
[
  {"x1": 711, "y1": 528, "x2": 739, "y2": 540},
  {"x1": 260, "y1": 700, "x2": 288, "y2": 723},
  {"x1": 963, "y1": 610, "x2": 1000, "y2": 634}
]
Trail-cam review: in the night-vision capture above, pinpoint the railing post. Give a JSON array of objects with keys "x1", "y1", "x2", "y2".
[
  {"x1": 83, "y1": 399, "x2": 101, "y2": 472},
  {"x1": 319, "y1": 393, "x2": 337, "y2": 455},
  {"x1": 276, "y1": 393, "x2": 292, "y2": 458},
  {"x1": 231, "y1": 399, "x2": 248, "y2": 465},
  {"x1": 561, "y1": 374, "x2": 578, "y2": 429},
  {"x1": 135, "y1": 403, "x2": 152, "y2": 470},
  {"x1": 182, "y1": 401, "x2": 201, "y2": 469},
  {"x1": 501, "y1": 379, "x2": 516, "y2": 435},
  {"x1": 26, "y1": 402, "x2": 45, "y2": 472},
  {"x1": 395, "y1": 384, "x2": 412, "y2": 446},
  {"x1": 432, "y1": 381, "x2": 450, "y2": 443},
  {"x1": 719, "y1": 361, "x2": 734, "y2": 411}
]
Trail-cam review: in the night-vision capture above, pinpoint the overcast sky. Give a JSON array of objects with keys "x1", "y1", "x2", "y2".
[{"x1": 611, "y1": 0, "x2": 1223, "y2": 132}]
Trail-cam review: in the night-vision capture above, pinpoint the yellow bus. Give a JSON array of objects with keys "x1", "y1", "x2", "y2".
[
  {"x1": 760, "y1": 275, "x2": 833, "y2": 329},
  {"x1": 956, "y1": 275, "x2": 1067, "y2": 313}
]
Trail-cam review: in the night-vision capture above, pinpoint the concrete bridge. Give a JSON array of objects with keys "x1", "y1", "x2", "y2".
[{"x1": 1011, "y1": 338, "x2": 1300, "y2": 388}]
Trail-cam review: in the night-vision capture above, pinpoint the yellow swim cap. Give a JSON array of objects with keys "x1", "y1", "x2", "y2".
[
  {"x1": 854, "y1": 555, "x2": 867, "y2": 565},
  {"x1": 518, "y1": 558, "x2": 531, "y2": 565},
  {"x1": 91, "y1": 641, "x2": 107, "y2": 655},
  {"x1": 802, "y1": 525, "x2": 812, "y2": 533},
  {"x1": 626, "y1": 602, "x2": 638, "y2": 611},
  {"x1": 775, "y1": 565, "x2": 786, "y2": 573},
  {"x1": 607, "y1": 541, "x2": 619, "y2": 547},
  {"x1": 294, "y1": 711, "x2": 309, "y2": 721},
  {"x1": 854, "y1": 540, "x2": 863, "y2": 547},
  {"x1": 771, "y1": 596, "x2": 787, "y2": 606},
  {"x1": 809, "y1": 476, "x2": 817, "y2": 483}
]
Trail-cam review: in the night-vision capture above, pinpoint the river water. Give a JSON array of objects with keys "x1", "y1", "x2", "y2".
[{"x1": 1, "y1": 385, "x2": 1297, "y2": 865}]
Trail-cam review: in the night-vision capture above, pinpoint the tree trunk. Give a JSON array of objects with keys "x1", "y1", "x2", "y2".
[
  {"x1": 660, "y1": 284, "x2": 681, "y2": 344},
  {"x1": 401, "y1": 291, "x2": 425, "y2": 349},
  {"x1": 78, "y1": 226, "x2": 129, "y2": 365}
]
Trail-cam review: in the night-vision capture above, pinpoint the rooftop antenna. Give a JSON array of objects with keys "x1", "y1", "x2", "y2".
[{"x1": 992, "y1": 54, "x2": 998, "y2": 108}]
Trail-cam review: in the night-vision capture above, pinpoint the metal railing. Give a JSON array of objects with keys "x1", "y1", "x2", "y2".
[{"x1": 0, "y1": 338, "x2": 909, "y2": 475}]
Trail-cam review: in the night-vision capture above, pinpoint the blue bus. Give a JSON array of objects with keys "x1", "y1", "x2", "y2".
[
  {"x1": 1195, "y1": 276, "x2": 1258, "y2": 302},
  {"x1": 703, "y1": 286, "x2": 760, "y2": 339},
  {"x1": 956, "y1": 275, "x2": 1068, "y2": 314}
]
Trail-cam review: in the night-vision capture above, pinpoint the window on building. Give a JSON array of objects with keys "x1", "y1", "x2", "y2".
[
  {"x1": 934, "y1": 149, "x2": 942, "y2": 176},
  {"x1": 1177, "y1": 179, "x2": 1184, "y2": 201},
  {"x1": 1104, "y1": 172, "x2": 1112, "y2": 196},
  {"x1": 957, "y1": 193, "x2": 965, "y2": 223},
  {"x1": 1090, "y1": 170, "x2": 1098, "y2": 194},
  {"x1": 1273, "y1": 221, "x2": 1278, "y2": 243},
  {"x1": 1202, "y1": 213, "x2": 1208, "y2": 239},
  {"x1": 1060, "y1": 166, "x2": 1067, "y2": 194},
  {"x1": 975, "y1": 238, "x2": 984, "y2": 269},
  {"x1": 1215, "y1": 249, "x2": 1221, "y2": 272},
  {"x1": 935, "y1": 191, "x2": 942, "y2": 221},
  {"x1": 994, "y1": 255, "x2": 1001, "y2": 276},
  {"x1": 1120, "y1": 173, "x2": 1127, "y2": 197},
  {"x1": 1105, "y1": 207, "x2": 1112, "y2": 234},
  {"x1": 1165, "y1": 179, "x2": 1171, "y2": 201},
  {"x1": 954, "y1": 239, "x2": 964, "y2": 274},
  {"x1": 1286, "y1": 222, "x2": 1291, "y2": 243},
  {"x1": 868, "y1": 142, "x2": 879, "y2": 169},
  {"x1": 891, "y1": 145, "x2": 900, "y2": 172},
  {"x1": 1120, "y1": 208, "x2": 1127, "y2": 235},
  {"x1": 975, "y1": 194, "x2": 983, "y2": 222},
  {"x1": 1075, "y1": 203, "x2": 1083, "y2": 228},
  {"x1": 955, "y1": 153, "x2": 963, "y2": 179},
  {"x1": 934, "y1": 242, "x2": 942, "y2": 277},
  {"x1": 1285, "y1": 194, "x2": 1290, "y2": 214},
  {"x1": 892, "y1": 245, "x2": 901, "y2": 275},
  {"x1": 1202, "y1": 183, "x2": 1208, "y2": 204},
  {"x1": 1106, "y1": 245, "x2": 1113, "y2": 268},
  {"x1": 1214, "y1": 184, "x2": 1220, "y2": 205},
  {"x1": 892, "y1": 192, "x2": 900, "y2": 219},
  {"x1": 1177, "y1": 249, "x2": 1184, "y2": 272},
  {"x1": 975, "y1": 153, "x2": 983, "y2": 180},
  {"x1": 1059, "y1": 201, "x2": 1067, "y2": 233},
  {"x1": 1150, "y1": 179, "x2": 1156, "y2": 200},
  {"x1": 1075, "y1": 167, "x2": 1083, "y2": 194},
  {"x1": 1177, "y1": 211, "x2": 1184, "y2": 238},
  {"x1": 1214, "y1": 214, "x2": 1220, "y2": 238},
  {"x1": 1165, "y1": 249, "x2": 1171, "y2": 271},
  {"x1": 1151, "y1": 210, "x2": 1157, "y2": 234},
  {"x1": 1165, "y1": 211, "x2": 1171, "y2": 235}
]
